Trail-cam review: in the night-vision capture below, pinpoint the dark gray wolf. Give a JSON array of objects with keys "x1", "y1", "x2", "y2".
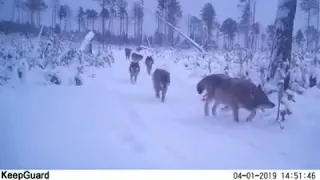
[
  {"x1": 145, "y1": 56, "x2": 154, "y2": 75},
  {"x1": 131, "y1": 52, "x2": 143, "y2": 62},
  {"x1": 152, "y1": 68, "x2": 171, "y2": 102},
  {"x1": 129, "y1": 61, "x2": 140, "y2": 84},
  {"x1": 196, "y1": 74, "x2": 275, "y2": 122},
  {"x1": 125, "y1": 48, "x2": 132, "y2": 60}
]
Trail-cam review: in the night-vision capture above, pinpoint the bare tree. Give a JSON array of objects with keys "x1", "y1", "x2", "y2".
[
  {"x1": 300, "y1": 0, "x2": 319, "y2": 49},
  {"x1": 93, "y1": 0, "x2": 108, "y2": 46},
  {"x1": 51, "y1": 0, "x2": 60, "y2": 27},
  {"x1": 24, "y1": 0, "x2": 47, "y2": 25}
]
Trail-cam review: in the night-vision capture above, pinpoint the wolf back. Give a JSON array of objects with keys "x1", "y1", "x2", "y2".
[
  {"x1": 197, "y1": 74, "x2": 275, "y2": 122},
  {"x1": 152, "y1": 68, "x2": 170, "y2": 102}
]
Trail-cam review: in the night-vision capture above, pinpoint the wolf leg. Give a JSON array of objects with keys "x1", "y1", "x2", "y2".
[
  {"x1": 204, "y1": 99, "x2": 210, "y2": 116},
  {"x1": 161, "y1": 87, "x2": 167, "y2": 102},
  {"x1": 153, "y1": 82, "x2": 160, "y2": 98},
  {"x1": 230, "y1": 104, "x2": 240, "y2": 122},
  {"x1": 211, "y1": 102, "x2": 220, "y2": 116},
  {"x1": 147, "y1": 67, "x2": 151, "y2": 75},
  {"x1": 246, "y1": 110, "x2": 257, "y2": 122},
  {"x1": 134, "y1": 75, "x2": 137, "y2": 83},
  {"x1": 155, "y1": 86, "x2": 160, "y2": 98}
]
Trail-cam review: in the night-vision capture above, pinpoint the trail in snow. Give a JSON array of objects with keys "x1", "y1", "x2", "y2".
[{"x1": 0, "y1": 50, "x2": 320, "y2": 169}]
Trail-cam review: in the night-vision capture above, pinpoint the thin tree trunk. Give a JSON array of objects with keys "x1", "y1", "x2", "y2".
[
  {"x1": 317, "y1": 1, "x2": 319, "y2": 49},
  {"x1": 307, "y1": 10, "x2": 311, "y2": 48},
  {"x1": 102, "y1": 0, "x2": 105, "y2": 47},
  {"x1": 251, "y1": 0, "x2": 256, "y2": 49},
  {"x1": 126, "y1": 15, "x2": 128, "y2": 37},
  {"x1": 11, "y1": 2, "x2": 15, "y2": 21},
  {"x1": 31, "y1": 11, "x2": 34, "y2": 24},
  {"x1": 78, "y1": 17, "x2": 81, "y2": 31},
  {"x1": 37, "y1": 11, "x2": 41, "y2": 27}
]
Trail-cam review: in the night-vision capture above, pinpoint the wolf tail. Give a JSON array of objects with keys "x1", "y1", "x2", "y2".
[{"x1": 196, "y1": 77, "x2": 207, "y2": 94}]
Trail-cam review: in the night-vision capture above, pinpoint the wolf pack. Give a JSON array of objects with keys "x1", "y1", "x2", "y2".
[{"x1": 124, "y1": 47, "x2": 275, "y2": 123}]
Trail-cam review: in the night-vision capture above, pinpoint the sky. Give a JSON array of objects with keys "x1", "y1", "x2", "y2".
[{"x1": 0, "y1": 0, "x2": 316, "y2": 36}]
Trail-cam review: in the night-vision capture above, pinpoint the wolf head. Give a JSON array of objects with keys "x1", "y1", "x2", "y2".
[
  {"x1": 196, "y1": 78, "x2": 206, "y2": 94},
  {"x1": 145, "y1": 56, "x2": 153, "y2": 65},
  {"x1": 129, "y1": 62, "x2": 140, "y2": 74},
  {"x1": 252, "y1": 84, "x2": 275, "y2": 109}
]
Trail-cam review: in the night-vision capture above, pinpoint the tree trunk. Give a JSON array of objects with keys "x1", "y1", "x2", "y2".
[
  {"x1": 37, "y1": 11, "x2": 41, "y2": 27},
  {"x1": 317, "y1": 1, "x2": 319, "y2": 49},
  {"x1": 268, "y1": 0, "x2": 297, "y2": 81},
  {"x1": 11, "y1": 2, "x2": 15, "y2": 22},
  {"x1": 140, "y1": 16, "x2": 143, "y2": 44},
  {"x1": 102, "y1": 0, "x2": 105, "y2": 47},
  {"x1": 30, "y1": 11, "x2": 34, "y2": 24},
  {"x1": 78, "y1": 17, "x2": 81, "y2": 31},
  {"x1": 307, "y1": 10, "x2": 311, "y2": 48},
  {"x1": 126, "y1": 15, "x2": 128, "y2": 37},
  {"x1": 251, "y1": 0, "x2": 256, "y2": 49},
  {"x1": 109, "y1": 14, "x2": 113, "y2": 33},
  {"x1": 134, "y1": 17, "x2": 136, "y2": 38}
]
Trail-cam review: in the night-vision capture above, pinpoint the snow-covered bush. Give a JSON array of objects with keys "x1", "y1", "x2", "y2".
[{"x1": 0, "y1": 32, "x2": 111, "y2": 86}]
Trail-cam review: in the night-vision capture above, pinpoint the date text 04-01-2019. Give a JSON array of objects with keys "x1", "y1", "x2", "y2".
[{"x1": 233, "y1": 171, "x2": 317, "y2": 179}]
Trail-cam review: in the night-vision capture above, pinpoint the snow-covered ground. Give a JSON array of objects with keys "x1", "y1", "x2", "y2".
[{"x1": 1, "y1": 47, "x2": 320, "y2": 169}]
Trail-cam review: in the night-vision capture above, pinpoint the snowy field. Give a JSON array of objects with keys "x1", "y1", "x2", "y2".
[{"x1": 1, "y1": 37, "x2": 320, "y2": 169}]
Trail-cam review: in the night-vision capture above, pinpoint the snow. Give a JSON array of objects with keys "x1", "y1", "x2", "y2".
[{"x1": 1, "y1": 46, "x2": 320, "y2": 169}]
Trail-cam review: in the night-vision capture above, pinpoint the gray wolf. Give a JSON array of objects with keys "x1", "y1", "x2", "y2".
[
  {"x1": 145, "y1": 56, "x2": 154, "y2": 75},
  {"x1": 125, "y1": 48, "x2": 132, "y2": 60},
  {"x1": 197, "y1": 74, "x2": 275, "y2": 122},
  {"x1": 129, "y1": 61, "x2": 140, "y2": 84},
  {"x1": 152, "y1": 68, "x2": 171, "y2": 102},
  {"x1": 131, "y1": 52, "x2": 143, "y2": 62}
]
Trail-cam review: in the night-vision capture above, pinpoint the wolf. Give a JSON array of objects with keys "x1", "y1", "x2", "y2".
[
  {"x1": 145, "y1": 56, "x2": 154, "y2": 75},
  {"x1": 196, "y1": 74, "x2": 275, "y2": 122},
  {"x1": 131, "y1": 52, "x2": 143, "y2": 62},
  {"x1": 152, "y1": 68, "x2": 171, "y2": 102},
  {"x1": 125, "y1": 48, "x2": 132, "y2": 60},
  {"x1": 129, "y1": 61, "x2": 140, "y2": 84}
]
